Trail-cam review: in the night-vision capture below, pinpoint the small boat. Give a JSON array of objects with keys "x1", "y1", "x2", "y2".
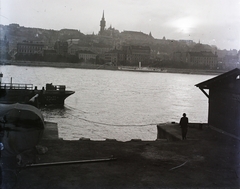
[{"x1": 0, "y1": 73, "x2": 75, "y2": 106}]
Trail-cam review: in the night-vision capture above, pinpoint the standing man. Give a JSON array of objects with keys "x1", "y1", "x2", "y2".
[{"x1": 180, "y1": 113, "x2": 188, "y2": 140}]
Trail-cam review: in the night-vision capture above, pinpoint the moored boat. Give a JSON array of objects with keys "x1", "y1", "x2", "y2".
[{"x1": 0, "y1": 73, "x2": 75, "y2": 106}]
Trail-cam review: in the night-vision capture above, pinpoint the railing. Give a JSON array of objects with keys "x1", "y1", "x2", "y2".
[
  {"x1": 0, "y1": 83, "x2": 33, "y2": 90},
  {"x1": 0, "y1": 82, "x2": 67, "y2": 91}
]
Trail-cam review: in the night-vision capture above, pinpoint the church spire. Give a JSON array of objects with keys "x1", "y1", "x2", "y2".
[
  {"x1": 99, "y1": 10, "x2": 106, "y2": 35},
  {"x1": 102, "y1": 10, "x2": 105, "y2": 20},
  {"x1": 149, "y1": 32, "x2": 153, "y2": 38}
]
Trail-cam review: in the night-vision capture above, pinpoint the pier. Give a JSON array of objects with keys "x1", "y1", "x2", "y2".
[
  {"x1": 157, "y1": 122, "x2": 208, "y2": 141},
  {"x1": 42, "y1": 121, "x2": 59, "y2": 140},
  {"x1": 43, "y1": 121, "x2": 210, "y2": 142}
]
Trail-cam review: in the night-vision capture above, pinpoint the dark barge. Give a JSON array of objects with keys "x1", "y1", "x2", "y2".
[{"x1": 0, "y1": 73, "x2": 75, "y2": 106}]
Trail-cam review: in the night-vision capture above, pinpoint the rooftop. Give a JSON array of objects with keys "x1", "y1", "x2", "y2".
[{"x1": 195, "y1": 68, "x2": 240, "y2": 89}]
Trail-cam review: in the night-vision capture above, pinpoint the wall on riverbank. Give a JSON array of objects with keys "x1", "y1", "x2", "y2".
[
  {"x1": 0, "y1": 60, "x2": 118, "y2": 70},
  {"x1": 0, "y1": 60, "x2": 226, "y2": 75}
]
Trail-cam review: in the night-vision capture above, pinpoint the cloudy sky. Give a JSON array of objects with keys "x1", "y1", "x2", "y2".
[{"x1": 1, "y1": 0, "x2": 240, "y2": 50}]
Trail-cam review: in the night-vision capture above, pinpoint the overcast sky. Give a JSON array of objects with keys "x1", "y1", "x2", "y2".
[{"x1": 1, "y1": 0, "x2": 240, "y2": 50}]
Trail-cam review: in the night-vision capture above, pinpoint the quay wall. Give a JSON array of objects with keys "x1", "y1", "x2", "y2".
[
  {"x1": 0, "y1": 60, "x2": 118, "y2": 70},
  {"x1": 0, "y1": 60, "x2": 226, "y2": 75}
]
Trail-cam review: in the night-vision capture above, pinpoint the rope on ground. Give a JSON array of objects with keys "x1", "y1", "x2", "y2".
[
  {"x1": 65, "y1": 111, "x2": 158, "y2": 127},
  {"x1": 169, "y1": 161, "x2": 188, "y2": 171}
]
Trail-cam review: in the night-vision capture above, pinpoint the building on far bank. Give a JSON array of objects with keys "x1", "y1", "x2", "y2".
[
  {"x1": 68, "y1": 43, "x2": 81, "y2": 55},
  {"x1": 123, "y1": 45, "x2": 151, "y2": 66},
  {"x1": 179, "y1": 39, "x2": 194, "y2": 46},
  {"x1": 67, "y1": 39, "x2": 80, "y2": 46},
  {"x1": 0, "y1": 36, "x2": 9, "y2": 59},
  {"x1": 104, "y1": 48, "x2": 125, "y2": 66},
  {"x1": 120, "y1": 31, "x2": 154, "y2": 42},
  {"x1": 172, "y1": 51, "x2": 218, "y2": 69},
  {"x1": 91, "y1": 43, "x2": 113, "y2": 54},
  {"x1": 222, "y1": 54, "x2": 240, "y2": 70},
  {"x1": 17, "y1": 40, "x2": 44, "y2": 55},
  {"x1": 78, "y1": 50, "x2": 97, "y2": 62},
  {"x1": 186, "y1": 51, "x2": 218, "y2": 69},
  {"x1": 54, "y1": 41, "x2": 68, "y2": 56},
  {"x1": 43, "y1": 49, "x2": 56, "y2": 56},
  {"x1": 103, "y1": 45, "x2": 151, "y2": 66},
  {"x1": 16, "y1": 40, "x2": 44, "y2": 60},
  {"x1": 172, "y1": 52, "x2": 187, "y2": 62}
]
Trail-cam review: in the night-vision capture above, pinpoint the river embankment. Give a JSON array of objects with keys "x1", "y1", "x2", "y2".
[
  {"x1": 0, "y1": 60, "x2": 118, "y2": 71},
  {"x1": 0, "y1": 60, "x2": 226, "y2": 75}
]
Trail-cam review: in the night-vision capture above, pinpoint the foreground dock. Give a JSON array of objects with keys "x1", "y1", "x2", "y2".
[
  {"x1": 157, "y1": 122, "x2": 208, "y2": 141},
  {"x1": 3, "y1": 122, "x2": 240, "y2": 189}
]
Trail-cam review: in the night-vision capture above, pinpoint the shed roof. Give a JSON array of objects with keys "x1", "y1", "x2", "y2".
[{"x1": 195, "y1": 68, "x2": 240, "y2": 89}]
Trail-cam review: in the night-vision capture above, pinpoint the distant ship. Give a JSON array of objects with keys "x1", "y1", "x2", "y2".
[{"x1": 0, "y1": 73, "x2": 75, "y2": 106}]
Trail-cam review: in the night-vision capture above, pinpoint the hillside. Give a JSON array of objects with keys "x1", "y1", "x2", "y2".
[
  {"x1": 0, "y1": 24, "x2": 85, "y2": 50},
  {"x1": 0, "y1": 23, "x2": 217, "y2": 56}
]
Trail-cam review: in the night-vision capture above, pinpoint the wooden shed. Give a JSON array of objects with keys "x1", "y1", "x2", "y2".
[{"x1": 195, "y1": 68, "x2": 240, "y2": 137}]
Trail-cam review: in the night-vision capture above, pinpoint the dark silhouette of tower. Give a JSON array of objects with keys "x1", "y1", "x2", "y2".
[{"x1": 99, "y1": 11, "x2": 106, "y2": 35}]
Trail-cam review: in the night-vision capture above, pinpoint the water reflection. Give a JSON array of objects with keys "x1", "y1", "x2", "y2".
[{"x1": 0, "y1": 65, "x2": 214, "y2": 141}]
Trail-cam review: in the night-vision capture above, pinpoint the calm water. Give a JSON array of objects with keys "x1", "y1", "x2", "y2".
[{"x1": 0, "y1": 65, "x2": 215, "y2": 141}]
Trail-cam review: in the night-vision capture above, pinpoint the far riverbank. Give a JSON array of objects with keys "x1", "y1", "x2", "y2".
[{"x1": 0, "y1": 60, "x2": 226, "y2": 75}]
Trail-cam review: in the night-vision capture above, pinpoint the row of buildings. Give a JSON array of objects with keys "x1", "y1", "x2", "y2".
[
  {"x1": 14, "y1": 39, "x2": 152, "y2": 66},
  {"x1": 2, "y1": 37, "x2": 240, "y2": 69},
  {"x1": 172, "y1": 51, "x2": 218, "y2": 69},
  {"x1": 172, "y1": 50, "x2": 240, "y2": 70}
]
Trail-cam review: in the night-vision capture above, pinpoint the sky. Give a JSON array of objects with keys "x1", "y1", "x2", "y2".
[{"x1": 1, "y1": 0, "x2": 240, "y2": 50}]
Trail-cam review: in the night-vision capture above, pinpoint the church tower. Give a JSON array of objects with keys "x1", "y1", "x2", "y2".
[{"x1": 99, "y1": 11, "x2": 106, "y2": 35}]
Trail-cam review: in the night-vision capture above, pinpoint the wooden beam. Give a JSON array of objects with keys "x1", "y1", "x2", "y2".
[
  {"x1": 26, "y1": 157, "x2": 117, "y2": 168},
  {"x1": 199, "y1": 88, "x2": 209, "y2": 98}
]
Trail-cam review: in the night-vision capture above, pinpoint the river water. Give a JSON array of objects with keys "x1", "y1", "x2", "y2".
[{"x1": 0, "y1": 65, "x2": 215, "y2": 141}]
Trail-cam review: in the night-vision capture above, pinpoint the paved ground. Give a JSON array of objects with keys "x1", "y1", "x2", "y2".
[
  {"x1": 1, "y1": 124, "x2": 240, "y2": 189},
  {"x1": 156, "y1": 122, "x2": 223, "y2": 141}
]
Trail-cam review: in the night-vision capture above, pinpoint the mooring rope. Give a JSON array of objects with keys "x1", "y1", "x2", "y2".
[{"x1": 64, "y1": 109, "x2": 158, "y2": 127}]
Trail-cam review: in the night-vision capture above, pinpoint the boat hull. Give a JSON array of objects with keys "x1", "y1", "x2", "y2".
[
  {"x1": 0, "y1": 88, "x2": 75, "y2": 106},
  {"x1": 39, "y1": 90, "x2": 75, "y2": 105}
]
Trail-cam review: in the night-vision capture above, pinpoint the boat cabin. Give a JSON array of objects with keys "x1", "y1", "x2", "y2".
[
  {"x1": 46, "y1": 83, "x2": 66, "y2": 91},
  {"x1": 195, "y1": 68, "x2": 240, "y2": 137}
]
